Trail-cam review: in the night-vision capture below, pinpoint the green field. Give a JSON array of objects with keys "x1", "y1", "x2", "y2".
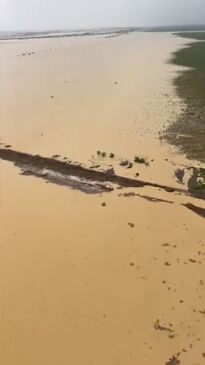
[
  {"x1": 147, "y1": 25, "x2": 205, "y2": 32},
  {"x1": 164, "y1": 32, "x2": 205, "y2": 162},
  {"x1": 174, "y1": 32, "x2": 205, "y2": 41}
]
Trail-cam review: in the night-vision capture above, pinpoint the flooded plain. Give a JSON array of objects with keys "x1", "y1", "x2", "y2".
[{"x1": 1, "y1": 32, "x2": 205, "y2": 365}]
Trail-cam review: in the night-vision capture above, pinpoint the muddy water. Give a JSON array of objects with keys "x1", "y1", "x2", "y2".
[
  {"x1": 0, "y1": 33, "x2": 187, "y2": 175},
  {"x1": 1, "y1": 33, "x2": 205, "y2": 365}
]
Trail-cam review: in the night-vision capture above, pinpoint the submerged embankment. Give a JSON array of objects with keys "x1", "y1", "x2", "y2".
[
  {"x1": 1, "y1": 148, "x2": 205, "y2": 220},
  {"x1": 0, "y1": 148, "x2": 187, "y2": 194}
]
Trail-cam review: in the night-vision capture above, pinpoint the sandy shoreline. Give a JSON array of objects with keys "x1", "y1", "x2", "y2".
[{"x1": 1, "y1": 32, "x2": 205, "y2": 365}]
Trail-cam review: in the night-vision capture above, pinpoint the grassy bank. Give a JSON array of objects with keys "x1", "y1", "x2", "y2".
[
  {"x1": 164, "y1": 32, "x2": 205, "y2": 162},
  {"x1": 147, "y1": 25, "x2": 205, "y2": 32}
]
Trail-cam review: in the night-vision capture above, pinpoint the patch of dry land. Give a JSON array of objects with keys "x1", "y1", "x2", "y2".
[{"x1": 1, "y1": 32, "x2": 205, "y2": 365}]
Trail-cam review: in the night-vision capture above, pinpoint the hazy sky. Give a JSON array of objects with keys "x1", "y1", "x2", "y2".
[{"x1": 1, "y1": 0, "x2": 205, "y2": 31}]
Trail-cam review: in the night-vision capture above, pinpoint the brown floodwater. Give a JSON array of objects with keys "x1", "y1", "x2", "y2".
[{"x1": 1, "y1": 32, "x2": 205, "y2": 365}]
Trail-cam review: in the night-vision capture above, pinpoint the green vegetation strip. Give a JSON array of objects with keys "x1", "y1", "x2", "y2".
[{"x1": 164, "y1": 32, "x2": 205, "y2": 162}]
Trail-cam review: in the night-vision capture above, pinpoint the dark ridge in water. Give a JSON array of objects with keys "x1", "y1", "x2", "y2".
[
  {"x1": 0, "y1": 148, "x2": 188, "y2": 195},
  {"x1": 183, "y1": 203, "x2": 205, "y2": 219}
]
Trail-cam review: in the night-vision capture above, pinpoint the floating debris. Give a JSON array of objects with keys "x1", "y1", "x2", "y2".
[
  {"x1": 154, "y1": 319, "x2": 174, "y2": 333},
  {"x1": 128, "y1": 222, "x2": 135, "y2": 228},
  {"x1": 175, "y1": 168, "x2": 185, "y2": 184},
  {"x1": 165, "y1": 355, "x2": 180, "y2": 365}
]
